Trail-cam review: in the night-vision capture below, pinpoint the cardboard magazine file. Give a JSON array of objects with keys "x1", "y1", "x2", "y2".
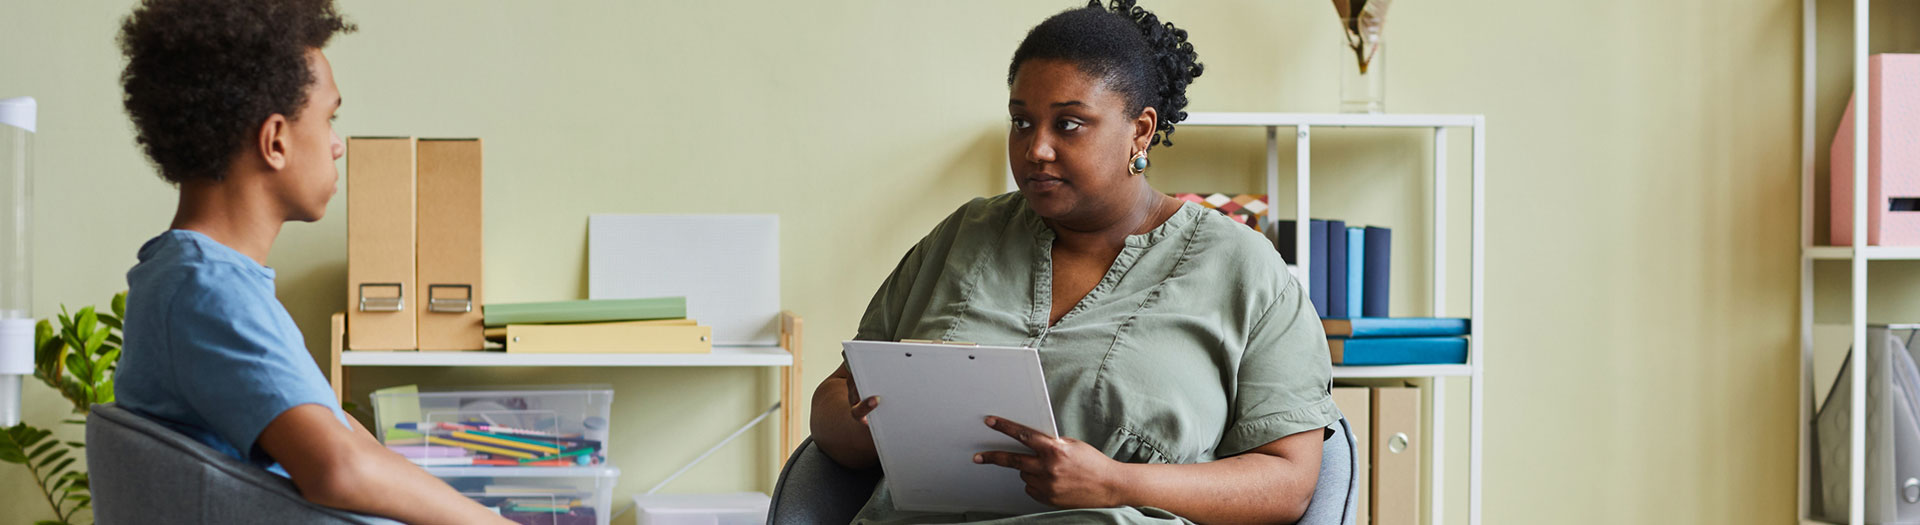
[
  {"x1": 415, "y1": 139, "x2": 484, "y2": 351},
  {"x1": 1832, "y1": 54, "x2": 1920, "y2": 246},
  {"x1": 1331, "y1": 387, "x2": 1372, "y2": 525},
  {"x1": 346, "y1": 137, "x2": 417, "y2": 351},
  {"x1": 1372, "y1": 386, "x2": 1421, "y2": 525}
]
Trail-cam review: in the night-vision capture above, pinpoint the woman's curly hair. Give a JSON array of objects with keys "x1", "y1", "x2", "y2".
[
  {"x1": 118, "y1": 0, "x2": 355, "y2": 184},
  {"x1": 1008, "y1": 0, "x2": 1204, "y2": 149}
]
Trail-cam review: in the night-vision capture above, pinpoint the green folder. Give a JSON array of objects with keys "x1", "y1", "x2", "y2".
[{"x1": 482, "y1": 297, "x2": 687, "y2": 327}]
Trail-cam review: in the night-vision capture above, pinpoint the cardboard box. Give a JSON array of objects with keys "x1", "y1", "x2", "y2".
[
  {"x1": 346, "y1": 137, "x2": 416, "y2": 351},
  {"x1": 414, "y1": 139, "x2": 484, "y2": 351}
]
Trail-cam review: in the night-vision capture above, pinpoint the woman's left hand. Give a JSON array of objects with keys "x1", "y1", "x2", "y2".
[{"x1": 974, "y1": 416, "x2": 1128, "y2": 509}]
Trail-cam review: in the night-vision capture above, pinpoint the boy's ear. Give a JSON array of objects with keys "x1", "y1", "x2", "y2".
[{"x1": 257, "y1": 114, "x2": 291, "y2": 171}]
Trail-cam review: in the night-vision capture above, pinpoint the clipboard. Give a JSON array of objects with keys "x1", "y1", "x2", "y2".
[{"x1": 842, "y1": 340, "x2": 1059, "y2": 515}]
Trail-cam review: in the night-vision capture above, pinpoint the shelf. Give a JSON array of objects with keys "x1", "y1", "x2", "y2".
[
  {"x1": 422, "y1": 465, "x2": 620, "y2": 478},
  {"x1": 339, "y1": 346, "x2": 793, "y2": 367},
  {"x1": 1805, "y1": 245, "x2": 1920, "y2": 260},
  {"x1": 1332, "y1": 364, "x2": 1473, "y2": 379},
  {"x1": 1182, "y1": 112, "x2": 1481, "y2": 128}
]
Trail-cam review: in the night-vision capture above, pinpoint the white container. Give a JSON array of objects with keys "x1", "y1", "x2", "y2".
[
  {"x1": 372, "y1": 385, "x2": 614, "y2": 466},
  {"x1": 631, "y1": 492, "x2": 771, "y2": 525},
  {"x1": 433, "y1": 465, "x2": 620, "y2": 525},
  {"x1": 0, "y1": 96, "x2": 33, "y2": 428}
]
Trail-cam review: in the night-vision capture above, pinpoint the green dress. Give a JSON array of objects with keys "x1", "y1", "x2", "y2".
[{"x1": 850, "y1": 192, "x2": 1342, "y2": 524}]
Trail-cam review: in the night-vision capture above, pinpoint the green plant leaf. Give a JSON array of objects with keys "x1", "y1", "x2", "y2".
[
  {"x1": 94, "y1": 379, "x2": 114, "y2": 405},
  {"x1": 28, "y1": 439, "x2": 57, "y2": 460},
  {"x1": 83, "y1": 327, "x2": 106, "y2": 356},
  {"x1": 35, "y1": 334, "x2": 61, "y2": 381},
  {"x1": 74, "y1": 307, "x2": 95, "y2": 340},
  {"x1": 104, "y1": 334, "x2": 121, "y2": 347},
  {"x1": 99, "y1": 348, "x2": 119, "y2": 371},
  {"x1": 97, "y1": 313, "x2": 121, "y2": 332},
  {"x1": 59, "y1": 382, "x2": 88, "y2": 414},
  {"x1": 35, "y1": 447, "x2": 67, "y2": 469},
  {"x1": 89, "y1": 354, "x2": 107, "y2": 386},
  {"x1": 63, "y1": 353, "x2": 86, "y2": 386},
  {"x1": 34, "y1": 520, "x2": 67, "y2": 525},
  {"x1": 60, "y1": 420, "x2": 84, "y2": 427},
  {"x1": 0, "y1": 424, "x2": 45, "y2": 463},
  {"x1": 112, "y1": 291, "x2": 127, "y2": 319},
  {"x1": 41, "y1": 457, "x2": 74, "y2": 485}
]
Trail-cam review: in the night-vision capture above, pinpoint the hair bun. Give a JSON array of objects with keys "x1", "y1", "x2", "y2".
[{"x1": 1098, "y1": 0, "x2": 1202, "y2": 147}]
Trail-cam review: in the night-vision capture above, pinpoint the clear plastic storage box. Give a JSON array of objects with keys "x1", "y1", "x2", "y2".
[
  {"x1": 631, "y1": 492, "x2": 771, "y2": 525},
  {"x1": 372, "y1": 385, "x2": 614, "y2": 467},
  {"x1": 434, "y1": 465, "x2": 620, "y2": 525}
]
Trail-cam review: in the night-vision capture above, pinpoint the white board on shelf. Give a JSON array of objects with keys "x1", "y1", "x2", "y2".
[{"x1": 588, "y1": 214, "x2": 780, "y2": 346}]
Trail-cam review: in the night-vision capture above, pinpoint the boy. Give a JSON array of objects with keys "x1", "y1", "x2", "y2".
[{"x1": 113, "y1": 1, "x2": 507, "y2": 523}]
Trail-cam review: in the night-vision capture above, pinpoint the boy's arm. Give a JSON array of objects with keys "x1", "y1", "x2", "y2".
[
  {"x1": 345, "y1": 413, "x2": 375, "y2": 440},
  {"x1": 259, "y1": 404, "x2": 510, "y2": 525}
]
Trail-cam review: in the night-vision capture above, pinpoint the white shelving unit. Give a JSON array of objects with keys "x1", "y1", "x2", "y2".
[
  {"x1": 326, "y1": 312, "x2": 808, "y2": 477},
  {"x1": 1800, "y1": 0, "x2": 1876, "y2": 524},
  {"x1": 338, "y1": 345, "x2": 794, "y2": 368},
  {"x1": 1009, "y1": 111, "x2": 1487, "y2": 525}
]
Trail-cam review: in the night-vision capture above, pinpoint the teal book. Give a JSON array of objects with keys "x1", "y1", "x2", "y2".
[
  {"x1": 1346, "y1": 227, "x2": 1364, "y2": 319},
  {"x1": 482, "y1": 297, "x2": 687, "y2": 327},
  {"x1": 1322, "y1": 318, "x2": 1470, "y2": 338},
  {"x1": 1328, "y1": 336, "x2": 1467, "y2": 366}
]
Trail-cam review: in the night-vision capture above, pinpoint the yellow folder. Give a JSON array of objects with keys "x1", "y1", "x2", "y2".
[{"x1": 503, "y1": 319, "x2": 712, "y2": 354}]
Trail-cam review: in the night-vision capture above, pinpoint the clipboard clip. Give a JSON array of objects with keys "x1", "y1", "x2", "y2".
[{"x1": 899, "y1": 339, "x2": 977, "y2": 346}]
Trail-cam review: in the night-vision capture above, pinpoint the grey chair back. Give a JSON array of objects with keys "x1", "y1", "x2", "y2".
[
  {"x1": 768, "y1": 418, "x2": 1357, "y2": 525},
  {"x1": 86, "y1": 403, "x2": 399, "y2": 525}
]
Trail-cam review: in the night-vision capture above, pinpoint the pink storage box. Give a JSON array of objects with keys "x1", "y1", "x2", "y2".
[{"x1": 1832, "y1": 54, "x2": 1920, "y2": 246}]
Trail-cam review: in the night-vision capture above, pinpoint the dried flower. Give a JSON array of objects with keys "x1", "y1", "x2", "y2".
[{"x1": 1333, "y1": 0, "x2": 1391, "y2": 74}]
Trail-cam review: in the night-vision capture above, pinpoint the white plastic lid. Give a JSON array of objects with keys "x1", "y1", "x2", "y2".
[{"x1": 0, "y1": 97, "x2": 35, "y2": 133}]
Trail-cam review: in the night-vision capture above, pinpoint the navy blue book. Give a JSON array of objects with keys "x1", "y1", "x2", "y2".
[
  {"x1": 1275, "y1": 220, "x2": 1299, "y2": 264},
  {"x1": 1328, "y1": 337, "x2": 1468, "y2": 366},
  {"x1": 1309, "y1": 219, "x2": 1328, "y2": 317},
  {"x1": 1363, "y1": 226, "x2": 1392, "y2": 317},
  {"x1": 1323, "y1": 317, "x2": 1470, "y2": 338},
  {"x1": 1326, "y1": 220, "x2": 1348, "y2": 317}
]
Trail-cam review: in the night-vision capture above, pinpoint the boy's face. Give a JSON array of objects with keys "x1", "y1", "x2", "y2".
[{"x1": 276, "y1": 48, "x2": 343, "y2": 223}]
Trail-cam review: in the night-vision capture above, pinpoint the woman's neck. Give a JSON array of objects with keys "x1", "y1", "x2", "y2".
[{"x1": 1046, "y1": 179, "x2": 1175, "y2": 254}]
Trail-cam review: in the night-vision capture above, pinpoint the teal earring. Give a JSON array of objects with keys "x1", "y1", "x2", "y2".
[{"x1": 1129, "y1": 150, "x2": 1149, "y2": 176}]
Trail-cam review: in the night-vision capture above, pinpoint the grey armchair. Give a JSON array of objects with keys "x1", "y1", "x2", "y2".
[
  {"x1": 86, "y1": 403, "x2": 400, "y2": 525},
  {"x1": 768, "y1": 418, "x2": 1359, "y2": 525}
]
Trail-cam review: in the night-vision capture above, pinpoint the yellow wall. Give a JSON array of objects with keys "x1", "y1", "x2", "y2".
[{"x1": 0, "y1": 0, "x2": 1820, "y2": 523}]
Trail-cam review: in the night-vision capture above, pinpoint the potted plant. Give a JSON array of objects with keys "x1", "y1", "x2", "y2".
[{"x1": 1, "y1": 292, "x2": 124, "y2": 525}]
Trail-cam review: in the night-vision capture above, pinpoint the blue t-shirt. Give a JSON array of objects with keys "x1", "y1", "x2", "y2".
[{"x1": 118, "y1": 230, "x2": 349, "y2": 475}]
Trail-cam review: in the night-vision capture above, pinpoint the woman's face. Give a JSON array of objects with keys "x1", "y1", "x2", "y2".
[{"x1": 1008, "y1": 59, "x2": 1155, "y2": 224}]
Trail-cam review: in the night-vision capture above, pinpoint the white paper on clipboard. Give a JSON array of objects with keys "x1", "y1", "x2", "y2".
[{"x1": 842, "y1": 340, "x2": 1059, "y2": 515}]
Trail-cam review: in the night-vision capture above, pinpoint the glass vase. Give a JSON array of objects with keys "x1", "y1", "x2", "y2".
[{"x1": 1340, "y1": 20, "x2": 1386, "y2": 114}]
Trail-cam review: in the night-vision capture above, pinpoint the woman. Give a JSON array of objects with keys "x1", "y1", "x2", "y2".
[{"x1": 810, "y1": 2, "x2": 1340, "y2": 523}]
